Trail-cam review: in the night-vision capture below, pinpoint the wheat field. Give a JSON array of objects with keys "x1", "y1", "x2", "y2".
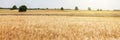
[{"x1": 0, "y1": 9, "x2": 120, "y2": 40}]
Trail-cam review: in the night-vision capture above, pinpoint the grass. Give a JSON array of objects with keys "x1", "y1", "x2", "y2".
[{"x1": 0, "y1": 9, "x2": 120, "y2": 40}]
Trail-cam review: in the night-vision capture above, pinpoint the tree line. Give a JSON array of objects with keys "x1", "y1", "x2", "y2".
[
  {"x1": 11, "y1": 5, "x2": 27, "y2": 12},
  {"x1": 11, "y1": 5, "x2": 104, "y2": 12},
  {"x1": 11, "y1": 5, "x2": 80, "y2": 12}
]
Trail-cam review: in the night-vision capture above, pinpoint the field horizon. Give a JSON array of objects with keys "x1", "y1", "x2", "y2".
[{"x1": 0, "y1": 9, "x2": 120, "y2": 17}]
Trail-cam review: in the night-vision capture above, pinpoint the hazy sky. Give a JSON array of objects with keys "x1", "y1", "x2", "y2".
[{"x1": 0, "y1": 0, "x2": 120, "y2": 10}]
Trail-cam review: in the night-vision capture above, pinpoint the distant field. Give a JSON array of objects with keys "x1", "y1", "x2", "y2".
[
  {"x1": 0, "y1": 9, "x2": 120, "y2": 40},
  {"x1": 0, "y1": 9, "x2": 120, "y2": 17}
]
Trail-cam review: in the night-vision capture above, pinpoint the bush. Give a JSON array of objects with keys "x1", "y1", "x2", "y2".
[
  {"x1": 61, "y1": 7, "x2": 64, "y2": 10},
  {"x1": 19, "y1": 5, "x2": 27, "y2": 12},
  {"x1": 75, "y1": 6, "x2": 79, "y2": 10},
  {"x1": 97, "y1": 9, "x2": 102, "y2": 11},
  {"x1": 88, "y1": 7, "x2": 91, "y2": 11},
  {"x1": 100, "y1": 9, "x2": 102, "y2": 11},
  {"x1": 11, "y1": 5, "x2": 17, "y2": 10},
  {"x1": 46, "y1": 8, "x2": 49, "y2": 10},
  {"x1": 97, "y1": 9, "x2": 99, "y2": 11}
]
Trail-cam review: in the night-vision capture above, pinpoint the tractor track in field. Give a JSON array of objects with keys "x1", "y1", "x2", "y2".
[
  {"x1": 0, "y1": 14, "x2": 75, "y2": 16},
  {"x1": 0, "y1": 14, "x2": 119, "y2": 17},
  {"x1": 0, "y1": 14, "x2": 84, "y2": 16}
]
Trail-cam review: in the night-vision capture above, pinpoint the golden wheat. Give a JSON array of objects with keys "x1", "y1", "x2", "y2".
[{"x1": 0, "y1": 9, "x2": 120, "y2": 40}]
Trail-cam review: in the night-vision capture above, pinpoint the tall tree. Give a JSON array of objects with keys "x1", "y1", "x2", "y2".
[
  {"x1": 11, "y1": 5, "x2": 17, "y2": 10},
  {"x1": 19, "y1": 5, "x2": 27, "y2": 12},
  {"x1": 61, "y1": 7, "x2": 64, "y2": 10}
]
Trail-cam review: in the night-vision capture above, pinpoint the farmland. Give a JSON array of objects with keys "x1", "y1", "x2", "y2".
[
  {"x1": 0, "y1": 9, "x2": 120, "y2": 40},
  {"x1": 0, "y1": 9, "x2": 120, "y2": 17}
]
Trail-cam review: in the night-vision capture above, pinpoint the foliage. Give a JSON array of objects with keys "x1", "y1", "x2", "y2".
[
  {"x1": 75, "y1": 6, "x2": 79, "y2": 10},
  {"x1": 97, "y1": 9, "x2": 102, "y2": 11},
  {"x1": 61, "y1": 7, "x2": 64, "y2": 10},
  {"x1": 88, "y1": 7, "x2": 91, "y2": 11},
  {"x1": 11, "y1": 5, "x2": 17, "y2": 10},
  {"x1": 19, "y1": 5, "x2": 27, "y2": 12}
]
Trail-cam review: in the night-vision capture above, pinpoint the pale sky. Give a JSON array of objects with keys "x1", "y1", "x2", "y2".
[{"x1": 0, "y1": 0, "x2": 120, "y2": 10}]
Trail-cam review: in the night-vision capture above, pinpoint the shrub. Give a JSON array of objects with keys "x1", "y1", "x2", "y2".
[
  {"x1": 100, "y1": 9, "x2": 102, "y2": 11},
  {"x1": 75, "y1": 6, "x2": 79, "y2": 10},
  {"x1": 113, "y1": 10, "x2": 120, "y2": 11},
  {"x1": 19, "y1": 5, "x2": 27, "y2": 12},
  {"x1": 46, "y1": 8, "x2": 49, "y2": 10},
  {"x1": 88, "y1": 7, "x2": 91, "y2": 11},
  {"x1": 97, "y1": 9, "x2": 102, "y2": 11},
  {"x1": 61, "y1": 7, "x2": 64, "y2": 10},
  {"x1": 97, "y1": 9, "x2": 99, "y2": 11}
]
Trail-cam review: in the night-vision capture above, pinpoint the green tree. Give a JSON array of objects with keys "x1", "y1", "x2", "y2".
[
  {"x1": 19, "y1": 5, "x2": 27, "y2": 12},
  {"x1": 97, "y1": 9, "x2": 99, "y2": 11},
  {"x1": 61, "y1": 7, "x2": 64, "y2": 10},
  {"x1": 11, "y1": 5, "x2": 17, "y2": 10},
  {"x1": 46, "y1": 8, "x2": 49, "y2": 10},
  {"x1": 75, "y1": 6, "x2": 79, "y2": 10},
  {"x1": 88, "y1": 7, "x2": 91, "y2": 11},
  {"x1": 97, "y1": 9, "x2": 102, "y2": 11},
  {"x1": 100, "y1": 9, "x2": 102, "y2": 11}
]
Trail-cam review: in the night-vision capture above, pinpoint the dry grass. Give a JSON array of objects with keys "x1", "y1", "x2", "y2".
[{"x1": 0, "y1": 9, "x2": 120, "y2": 40}]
